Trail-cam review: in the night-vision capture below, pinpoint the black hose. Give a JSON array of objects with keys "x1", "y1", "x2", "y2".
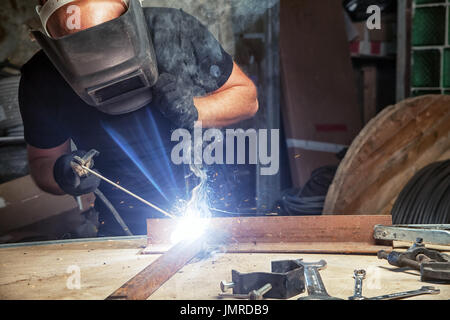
[
  {"x1": 279, "y1": 166, "x2": 337, "y2": 215},
  {"x1": 392, "y1": 160, "x2": 450, "y2": 224},
  {"x1": 94, "y1": 189, "x2": 133, "y2": 236}
]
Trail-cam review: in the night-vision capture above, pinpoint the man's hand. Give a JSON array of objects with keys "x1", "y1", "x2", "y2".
[
  {"x1": 152, "y1": 73, "x2": 203, "y2": 129},
  {"x1": 53, "y1": 150, "x2": 101, "y2": 196}
]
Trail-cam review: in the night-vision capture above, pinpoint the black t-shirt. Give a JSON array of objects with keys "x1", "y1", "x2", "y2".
[{"x1": 19, "y1": 8, "x2": 233, "y2": 235}]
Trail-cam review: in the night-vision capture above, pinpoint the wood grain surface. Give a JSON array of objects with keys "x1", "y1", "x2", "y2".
[
  {"x1": 0, "y1": 238, "x2": 448, "y2": 300},
  {"x1": 324, "y1": 95, "x2": 450, "y2": 215}
]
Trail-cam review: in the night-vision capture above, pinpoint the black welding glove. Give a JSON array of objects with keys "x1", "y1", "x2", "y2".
[
  {"x1": 53, "y1": 150, "x2": 101, "y2": 197},
  {"x1": 152, "y1": 73, "x2": 203, "y2": 129}
]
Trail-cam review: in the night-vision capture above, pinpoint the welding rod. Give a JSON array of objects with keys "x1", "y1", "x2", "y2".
[{"x1": 79, "y1": 164, "x2": 176, "y2": 219}]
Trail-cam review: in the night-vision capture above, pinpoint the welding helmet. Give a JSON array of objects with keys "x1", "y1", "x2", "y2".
[{"x1": 32, "y1": 0, "x2": 158, "y2": 115}]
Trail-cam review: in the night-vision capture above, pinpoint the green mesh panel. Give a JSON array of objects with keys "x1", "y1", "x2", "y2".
[
  {"x1": 412, "y1": 50, "x2": 441, "y2": 87},
  {"x1": 412, "y1": 7, "x2": 446, "y2": 46},
  {"x1": 414, "y1": 0, "x2": 444, "y2": 4},
  {"x1": 412, "y1": 90, "x2": 442, "y2": 96}
]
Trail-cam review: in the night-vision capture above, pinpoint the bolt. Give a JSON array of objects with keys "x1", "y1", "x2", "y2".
[
  {"x1": 249, "y1": 283, "x2": 272, "y2": 300},
  {"x1": 218, "y1": 283, "x2": 272, "y2": 300}
]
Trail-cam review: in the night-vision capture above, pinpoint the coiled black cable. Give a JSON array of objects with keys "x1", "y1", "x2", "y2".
[
  {"x1": 279, "y1": 166, "x2": 337, "y2": 215},
  {"x1": 392, "y1": 160, "x2": 450, "y2": 224}
]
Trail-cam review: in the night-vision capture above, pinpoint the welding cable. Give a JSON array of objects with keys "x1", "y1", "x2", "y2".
[
  {"x1": 94, "y1": 189, "x2": 133, "y2": 236},
  {"x1": 300, "y1": 166, "x2": 337, "y2": 197},
  {"x1": 278, "y1": 166, "x2": 337, "y2": 216},
  {"x1": 209, "y1": 207, "x2": 272, "y2": 216},
  {"x1": 280, "y1": 190, "x2": 326, "y2": 215},
  {"x1": 391, "y1": 160, "x2": 450, "y2": 224}
]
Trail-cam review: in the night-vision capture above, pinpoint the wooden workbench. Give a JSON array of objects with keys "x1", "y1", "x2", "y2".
[{"x1": 0, "y1": 238, "x2": 448, "y2": 300}]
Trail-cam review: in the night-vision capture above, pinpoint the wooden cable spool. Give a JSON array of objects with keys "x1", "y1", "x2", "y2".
[{"x1": 324, "y1": 95, "x2": 450, "y2": 215}]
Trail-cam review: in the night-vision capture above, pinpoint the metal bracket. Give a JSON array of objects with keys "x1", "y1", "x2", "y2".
[
  {"x1": 229, "y1": 259, "x2": 305, "y2": 299},
  {"x1": 374, "y1": 224, "x2": 450, "y2": 246}
]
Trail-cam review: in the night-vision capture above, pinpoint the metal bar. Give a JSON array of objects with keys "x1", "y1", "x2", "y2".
[
  {"x1": 396, "y1": 0, "x2": 408, "y2": 102},
  {"x1": 145, "y1": 215, "x2": 393, "y2": 254},
  {"x1": 147, "y1": 215, "x2": 392, "y2": 245},
  {"x1": 374, "y1": 225, "x2": 450, "y2": 246},
  {"x1": 0, "y1": 136, "x2": 25, "y2": 144},
  {"x1": 256, "y1": 0, "x2": 281, "y2": 213},
  {"x1": 0, "y1": 236, "x2": 147, "y2": 249},
  {"x1": 79, "y1": 164, "x2": 175, "y2": 219},
  {"x1": 286, "y1": 139, "x2": 348, "y2": 153},
  {"x1": 387, "y1": 224, "x2": 450, "y2": 230},
  {"x1": 106, "y1": 235, "x2": 205, "y2": 300}
]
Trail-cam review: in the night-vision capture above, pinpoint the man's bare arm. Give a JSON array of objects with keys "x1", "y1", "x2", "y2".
[
  {"x1": 27, "y1": 140, "x2": 71, "y2": 195},
  {"x1": 194, "y1": 62, "x2": 259, "y2": 128}
]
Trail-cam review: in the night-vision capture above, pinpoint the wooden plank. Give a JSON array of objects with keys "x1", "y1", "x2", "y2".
[
  {"x1": 147, "y1": 215, "x2": 392, "y2": 246},
  {"x1": 324, "y1": 95, "x2": 450, "y2": 215},
  {"x1": 106, "y1": 236, "x2": 205, "y2": 300}
]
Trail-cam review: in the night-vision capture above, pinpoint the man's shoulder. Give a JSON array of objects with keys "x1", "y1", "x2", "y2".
[
  {"x1": 143, "y1": 7, "x2": 203, "y2": 30},
  {"x1": 21, "y1": 50, "x2": 62, "y2": 90},
  {"x1": 21, "y1": 50, "x2": 53, "y2": 75},
  {"x1": 20, "y1": 50, "x2": 69, "y2": 107}
]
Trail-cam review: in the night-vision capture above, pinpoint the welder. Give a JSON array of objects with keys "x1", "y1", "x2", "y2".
[{"x1": 19, "y1": 0, "x2": 258, "y2": 236}]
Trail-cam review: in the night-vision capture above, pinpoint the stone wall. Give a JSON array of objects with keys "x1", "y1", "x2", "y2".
[
  {"x1": 0, "y1": 0, "x2": 41, "y2": 67},
  {"x1": 0, "y1": 0, "x2": 277, "y2": 67},
  {"x1": 0, "y1": 0, "x2": 239, "y2": 67}
]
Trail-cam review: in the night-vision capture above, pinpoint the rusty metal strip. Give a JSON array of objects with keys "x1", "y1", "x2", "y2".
[
  {"x1": 147, "y1": 215, "x2": 392, "y2": 246},
  {"x1": 106, "y1": 236, "x2": 205, "y2": 300}
]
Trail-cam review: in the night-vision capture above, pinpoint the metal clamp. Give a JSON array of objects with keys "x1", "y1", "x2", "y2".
[
  {"x1": 221, "y1": 259, "x2": 305, "y2": 299},
  {"x1": 378, "y1": 238, "x2": 450, "y2": 282},
  {"x1": 374, "y1": 224, "x2": 450, "y2": 246}
]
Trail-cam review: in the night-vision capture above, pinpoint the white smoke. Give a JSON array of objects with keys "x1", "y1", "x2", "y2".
[
  {"x1": 170, "y1": 135, "x2": 211, "y2": 244},
  {"x1": 143, "y1": 0, "x2": 279, "y2": 54}
]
